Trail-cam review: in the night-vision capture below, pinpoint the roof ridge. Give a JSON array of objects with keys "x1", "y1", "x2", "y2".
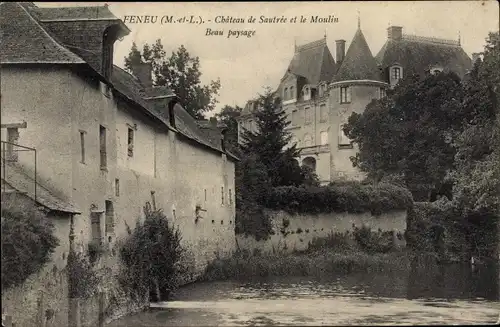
[
  {"x1": 296, "y1": 37, "x2": 326, "y2": 52},
  {"x1": 402, "y1": 34, "x2": 461, "y2": 47},
  {"x1": 14, "y1": 2, "x2": 84, "y2": 63}
]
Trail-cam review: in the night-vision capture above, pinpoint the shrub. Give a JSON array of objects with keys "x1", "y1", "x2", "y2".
[
  {"x1": 235, "y1": 202, "x2": 273, "y2": 241},
  {"x1": 1, "y1": 202, "x2": 59, "y2": 291},
  {"x1": 67, "y1": 249, "x2": 100, "y2": 299},
  {"x1": 118, "y1": 203, "x2": 184, "y2": 302},
  {"x1": 263, "y1": 182, "x2": 413, "y2": 215},
  {"x1": 353, "y1": 225, "x2": 394, "y2": 254}
]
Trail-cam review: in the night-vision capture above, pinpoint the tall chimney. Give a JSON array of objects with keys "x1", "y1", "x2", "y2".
[
  {"x1": 131, "y1": 62, "x2": 153, "y2": 90},
  {"x1": 387, "y1": 26, "x2": 403, "y2": 41},
  {"x1": 335, "y1": 40, "x2": 346, "y2": 64}
]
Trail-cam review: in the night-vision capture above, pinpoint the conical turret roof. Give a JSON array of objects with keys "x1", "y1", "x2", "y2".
[{"x1": 332, "y1": 28, "x2": 383, "y2": 82}]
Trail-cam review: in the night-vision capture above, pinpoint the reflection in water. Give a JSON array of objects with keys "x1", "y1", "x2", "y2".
[
  {"x1": 108, "y1": 261, "x2": 500, "y2": 327},
  {"x1": 407, "y1": 254, "x2": 499, "y2": 301}
]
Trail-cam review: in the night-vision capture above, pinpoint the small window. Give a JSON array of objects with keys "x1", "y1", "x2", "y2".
[
  {"x1": 320, "y1": 131, "x2": 328, "y2": 145},
  {"x1": 79, "y1": 131, "x2": 86, "y2": 163},
  {"x1": 320, "y1": 104, "x2": 328, "y2": 122},
  {"x1": 340, "y1": 87, "x2": 351, "y2": 104},
  {"x1": 303, "y1": 134, "x2": 313, "y2": 147},
  {"x1": 392, "y1": 67, "x2": 401, "y2": 80},
  {"x1": 229, "y1": 189, "x2": 232, "y2": 205},
  {"x1": 127, "y1": 127, "x2": 134, "y2": 157},
  {"x1": 6, "y1": 128, "x2": 19, "y2": 162},
  {"x1": 105, "y1": 200, "x2": 114, "y2": 234},
  {"x1": 304, "y1": 107, "x2": 312, "y2": 124},
  {"x1": 338, "y1": 124, "x2": 352, "y2": 148},
  {"x1": 90, "y1": 212, "x2": 102, "y2": 244},
  {"x1": 284, "y1": 87, "x2": 289, "y2": 100},
  {"x1": 379, "y1": 88, "x2": 386, "y2": 99},
  {"x1": 204, "y1": 189, "x2": 207, "y2": 201},
  {"x1": 99, "y1": 125, "x2": 107, "y2": 170},
  {"x1": 290, "y1": 86, "x2": 295, "y2": 99},
  {"x1": 115, "y1": 179, "x2": 120, "y2": 197},
  {"x1": 221, "y1": 186, "x2": 225, "y2": 205}
]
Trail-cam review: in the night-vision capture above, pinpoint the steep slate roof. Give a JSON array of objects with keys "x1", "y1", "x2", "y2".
[
  {"x1": 111, "y1": 66, "x2": 238, "y2": 160},
  {"x1": 287, "y1": 37, "x2": 337, "y2": 84},
  {"x1": 0, "y1": 2, "x2": 85, "y2": 64},
  {"x1": 2, "y1": 162, "x2": 81, "y2": 214},
  {"x1": 333, "y1": 28, "x2": 383, "y2": 82},
  {"x1": 375, "y1": 35, "x2": 472, "y2": 78},
  {"x1": 1, "y1": 2, "x2": 234, "y2": 161},
  {"x1": 32, "y1": 5, "x2": 118, "y2": 20}
]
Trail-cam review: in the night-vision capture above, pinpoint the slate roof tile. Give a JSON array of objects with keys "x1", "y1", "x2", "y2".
[
  {"x1": 2, "y1": 162, "x2": 81, "y2": 214},
  {"x1": 0, "y1": 2, "x2": 85, "y2": 64},
  {"x1": 332, "y1": 28, "x2": 383, "y2": 82}
]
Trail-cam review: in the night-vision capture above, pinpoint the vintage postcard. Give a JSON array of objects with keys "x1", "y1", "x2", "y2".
[{"x1": 1, "y1": 1, "x2": 499, "y2": 326}]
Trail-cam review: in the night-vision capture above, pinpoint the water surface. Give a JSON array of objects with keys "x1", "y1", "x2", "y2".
[{"x1": 108, "y1": 261, "x2": 500, "y2": 326}]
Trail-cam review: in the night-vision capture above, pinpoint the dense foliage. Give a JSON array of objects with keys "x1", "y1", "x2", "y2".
[
  {"x1": 1, "y1": 202, "x2": 59, "y2": 291},
  {"x1": 125, "y1": 41, "x2": 221, "y2": 119},
  {"x1": 118, "y1": 203, "x2": 184, "y2": 302},
  {"x1": 263, "y1": 182, "x2": 413, "y2": 215},
  {"x1": 450, "y1": 32, "x2": 500, "y2": 218},
  {"x1": 67, "y1": 249, "x2": 100, "y2": 299}
]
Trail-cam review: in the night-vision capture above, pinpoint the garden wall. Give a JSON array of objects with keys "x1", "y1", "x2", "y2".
[{"x1": 237, "y1": 209, "x2": 407, "y2": 254}]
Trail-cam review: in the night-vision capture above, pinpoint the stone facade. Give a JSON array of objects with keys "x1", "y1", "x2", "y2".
[
  {"x1": 1, "y1": 2, "x2": 237, "y2": 326},
  {"x1": 237, "y1": 24, "x2": 472, "y2": 184}
]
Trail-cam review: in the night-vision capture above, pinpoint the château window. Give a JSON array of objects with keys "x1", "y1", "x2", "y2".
[
  {"x1": 290, "y1": 86, "x2": 295, "y2": 99},
  {"x1": 115, "y1": 179, "x2": 120, "y2": 197},
  {"x1": 284, "y1": 87, "x2": 289, "y2": 100},
  {"x1": 304, "y1": 107, "x2": 312, "y2": 124},
  {"x1": 392, "y1": 67, "x2": 402, "y2": 80},
  {"x1": 105, "y1": 200, "x2": 115, "y2": 234},
  {"x1": 320, "y1": 104, "x2": 328, "y2": 122},
  {"x1": 340, "y1": 87, "x2": 351, "y2": 104},
  {"x1": 320, "y1": 131, "x2": 328, "y2": 145},
  {"x1": 221, "y1": 186, "x2": 225, "y2": 205},
  {"x1": 379, "y1": 88, "x2": 386, "y2": 99},
  {"x1": 338, "y1": 123, "x2": 352, "y2": 148},
  {"x1": 292, "y1": 109, "x2": 299, "y2": 125},
  {"x1": 127, "y1": 127, "x2": 134, "y2": 157}
]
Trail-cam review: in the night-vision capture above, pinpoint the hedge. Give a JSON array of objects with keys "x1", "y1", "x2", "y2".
[{"x1": 262, "y1": 182, "x2": 413, "y2": 215}]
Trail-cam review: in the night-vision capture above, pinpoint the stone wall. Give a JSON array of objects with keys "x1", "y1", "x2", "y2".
[{"x1": 237, "y1": 209, "x2": 407, "y2": 254}]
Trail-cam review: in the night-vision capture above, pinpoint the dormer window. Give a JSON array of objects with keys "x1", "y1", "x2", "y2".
[
  {"x1": 290, "y1": 86, "x2": 295, "y2": 99},
  {"x1": 284, "y1": 87, "x2": 289, "y2": 100},
  {"x1": 392, "y1": 67, "x2": 401, "y2": 80},
  {"x1": 303, "y1": 86, "x2": 311, "y2": 101},
  {"x1": 340, "y1": 86, "x2": 351, "y2": 104}
]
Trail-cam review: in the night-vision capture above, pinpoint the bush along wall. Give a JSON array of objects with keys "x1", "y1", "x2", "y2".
[
  {"x1": 1, "y1": 203, "x2": 59, "y2": 292},
  {"x1": 117, "y1": 202, "x2": 185, "y2": 302},
  {"x1": 263, "y1": 182, "x2": 414, "y2": 216}
]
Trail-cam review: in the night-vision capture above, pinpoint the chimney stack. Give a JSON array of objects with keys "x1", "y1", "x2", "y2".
[
  {"x1": 131, "y1": 62, "x2": 153, "y2": 90},
  {"x1": 335, "y1": 40, "x2": 346, "y2": 64},
  {"x1": 387, "y1": 26, "x2": 403, "y2": 41},
  {"x1": 471, "y1": 53, "x2": 480, "y2": 63}
]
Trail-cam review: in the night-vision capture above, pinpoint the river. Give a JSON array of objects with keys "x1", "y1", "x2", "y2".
[{"x1": 108, "y1": 260, "x2": 499, "y2": 326}]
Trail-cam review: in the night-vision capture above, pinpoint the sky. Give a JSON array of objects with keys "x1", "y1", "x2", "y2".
[{"x1": 39, "y1": 1, "x2": 499, "y2": 116}]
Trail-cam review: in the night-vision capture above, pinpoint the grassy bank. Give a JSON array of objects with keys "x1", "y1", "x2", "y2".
[
  {"x1": 202, "y1": 249, "x2": 410, "y2": 281},
  {"x1": 202, "y1": 230, "x2": 411, "y2": 281}
]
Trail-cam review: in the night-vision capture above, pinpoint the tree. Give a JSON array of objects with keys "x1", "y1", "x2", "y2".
[
  {"x1": 450, "y1": 32, "x2": 500, "y2": 218},
  {"x1": 344, "y1": 72, "x2": 467, "y2": 201},
  {"x1": 124, "y1": 41, "x2": 221, "y2": 119},
  {"x1": 240, "y1": 89, "x2": 304, "y2": 187},
  {"x1": 214, "y1": 105, "x2": 242, "y2": 152}
]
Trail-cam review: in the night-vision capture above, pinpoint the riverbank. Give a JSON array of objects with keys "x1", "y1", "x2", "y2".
[{"x1": 201, "y1": 248, "x2": 411, "y2": 281}]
